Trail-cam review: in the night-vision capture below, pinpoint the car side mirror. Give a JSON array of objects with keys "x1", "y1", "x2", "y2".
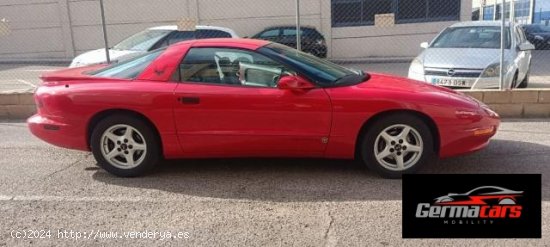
[
  {"x1": 518, "y1": 42, "x2": 535, "y2": 51},
  {"x1": 278, "y1": 75, "x2": 315, "y2": 91},
  {"x1": 420, "y1": 42, "x2": 429, "y2": 49}
]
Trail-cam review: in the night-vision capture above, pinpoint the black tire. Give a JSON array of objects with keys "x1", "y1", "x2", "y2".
[
  {"x1": 518, "y1": 70, "x2": 529, "y2": 88},
  {"x1": 359, "y1": 113, "x2": 436, "y2": 179},
  {"x1": 90, "y1": 114, "x2": 160, "y2": 177},
  {"x1": 511, "y1": 72, "x2": 518, "y2": 89}
]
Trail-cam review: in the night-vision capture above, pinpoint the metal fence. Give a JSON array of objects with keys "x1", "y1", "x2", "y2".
[{"x1": 0, "y1": 0, "x2": 548, "y2": 92}]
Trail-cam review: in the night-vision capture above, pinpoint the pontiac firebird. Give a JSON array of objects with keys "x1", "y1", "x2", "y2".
[{"x1": 27, "y1": 38, "x2": 500, "y2": 178}]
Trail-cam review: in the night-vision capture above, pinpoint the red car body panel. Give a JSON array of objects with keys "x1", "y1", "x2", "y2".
[{"x1": 28, "y1": 39, "x2": 500, "y2": 161}]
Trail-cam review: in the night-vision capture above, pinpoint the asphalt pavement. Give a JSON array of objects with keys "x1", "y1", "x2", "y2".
[{"x1": 0, "y1": 120, "x2": 549, "y2": 246}]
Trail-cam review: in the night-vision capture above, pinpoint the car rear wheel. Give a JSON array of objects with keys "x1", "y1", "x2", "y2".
[
  {"x1": 90, "y1": 115, "x2": 160, "y2": 177},
  {"x1": 360, "y1": 113, "x2": 435, "y2": 179}
]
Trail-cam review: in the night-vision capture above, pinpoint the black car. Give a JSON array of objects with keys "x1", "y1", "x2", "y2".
[
  {"x1": 521, "y1": 24, "x2": 550, "y2": 49},
  {"x1": 251, "y1": 26, "x2": 327, "y2": 58}
]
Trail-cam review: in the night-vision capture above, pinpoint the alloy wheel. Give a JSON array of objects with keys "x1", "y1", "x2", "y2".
[
  {"x1": 100, "y1": 124, "x2": 147, "y2": 169},
  {"x1": 373, "y1": 124, "x2": 423, "y2": 171}
]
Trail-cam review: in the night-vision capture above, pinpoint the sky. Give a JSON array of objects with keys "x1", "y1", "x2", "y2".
[
  {"x1": 535, "y1": 0, "x2": 550, "y2": 11},
  {"x1": 473, "y1": 0, "x2": 550, "y2": 10}
]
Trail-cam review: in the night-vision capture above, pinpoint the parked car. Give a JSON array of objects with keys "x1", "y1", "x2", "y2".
[
  {"x1": 521, "y1": 24, "x2": 550, "y2": 50},
  {"x1": 69, "y1": 25, "x2": 239, "y2": 67},
  {"x1": 408, "y1": 21, "x2": 534, "y2": 89},
  {"x1": 29, "y1": 39, "x2": 499, "y2": 179},
  {"x1": 251, "y1": 26, "x2": 327, "y2": 58}
]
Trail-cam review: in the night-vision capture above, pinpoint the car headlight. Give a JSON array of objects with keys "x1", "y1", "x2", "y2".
[
  {"x1": 408, "y1": 58, "x2": 424, "y2": 76},
  {"x1": 534, "y1": 35, "x2": 544, "y2": 41},
  {"x1": 481, "y1": 63, "x2": 506, "y2": 78}
]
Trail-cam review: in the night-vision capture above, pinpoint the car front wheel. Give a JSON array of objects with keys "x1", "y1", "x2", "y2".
[
  {"x1": 360, "y1": 113, "x2": 435, "y2": 179},
  {"x1": 90, "y1": 115, "x2": 160, "y2": 177}
]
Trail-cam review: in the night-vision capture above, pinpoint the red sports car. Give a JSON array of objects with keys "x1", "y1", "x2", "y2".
[{"x1": 27, "y1": 39, "x2": 500, "y2": 178}]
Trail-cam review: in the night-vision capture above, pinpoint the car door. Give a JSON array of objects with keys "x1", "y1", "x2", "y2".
[{"x1": 172, "y1": 47, "x2": 332, "y2": 157}]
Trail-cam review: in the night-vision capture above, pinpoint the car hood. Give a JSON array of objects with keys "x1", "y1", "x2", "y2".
[
  {"x1": 356, "y1": 73, "x2": 479, "y2": 107},
  {"x1": 70, "y1": 49, "x2": 144, "y2": 67},
  {"x1": 420, "y1": 48, "x2": 509, "y2": 69}
]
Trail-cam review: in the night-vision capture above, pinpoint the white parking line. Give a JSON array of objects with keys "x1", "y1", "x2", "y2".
[{"x1": 16, "y1": 79, "x2": 37, "y2": 88}]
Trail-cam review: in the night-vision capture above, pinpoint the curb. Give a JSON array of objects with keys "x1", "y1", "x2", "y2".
[
  {"x1": 1, "y1": 89, "x2": 550, "y2": 120},
  {"x1": 459, "y1": 89, "x2": 550, "y2": 118},
  {"x1": 0, "y1": 92, "x2": 35, "y2": 119}
]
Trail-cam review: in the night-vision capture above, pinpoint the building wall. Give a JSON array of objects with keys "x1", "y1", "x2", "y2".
[
  {"x1": 330, "y1": 0, "x2": 472, "y2": 58},
  {"x1": 0, "y1": 0, "x2": 470, "y2": 61},
  {"x1": 0, "y1": 0, "x2": 66, "y2": 59}
]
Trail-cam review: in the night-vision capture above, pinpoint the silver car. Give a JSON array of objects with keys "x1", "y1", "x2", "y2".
[{"x1": 408, "y1": 21, "x2": 535, "y2": 89}]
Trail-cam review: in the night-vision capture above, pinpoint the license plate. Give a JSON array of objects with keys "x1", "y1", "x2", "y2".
[{"x1": 431, "y1": 78, "x2": 468, "y2": 87}]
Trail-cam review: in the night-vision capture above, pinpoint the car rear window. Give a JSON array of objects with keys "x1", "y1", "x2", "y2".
[{"x1": 90, "y1": 49, "x2": 164, "y2": 79}]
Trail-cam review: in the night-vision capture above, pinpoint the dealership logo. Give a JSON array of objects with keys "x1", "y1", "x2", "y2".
[
  {"x1": 402, "y1": 174, "x2": 541, "y2": 238},
  {"x1": 416, "y1": 186, "x2": 523, "y2": 220}
]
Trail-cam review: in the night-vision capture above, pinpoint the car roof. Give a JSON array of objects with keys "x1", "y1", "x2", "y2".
[
  {"x1": 450, "y1": 21, "x2": 512, "y2": 28},
  {"x1": 148, "y1": 25, "x2": 239, "y2": 37},
  {"x1": 171, "y1": 38, "x2": 270, "y2": 49}
]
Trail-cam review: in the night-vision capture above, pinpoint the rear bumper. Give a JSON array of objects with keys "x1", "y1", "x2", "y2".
[{"x1": 27, "y1": 114, "x2": 89, "y2": 151}]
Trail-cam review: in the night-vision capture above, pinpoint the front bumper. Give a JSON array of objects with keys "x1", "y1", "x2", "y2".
[
  {"x1": 439, "y1": 107, "x2": 500, "y2": 158},
  {"x1": 27, "y1": 114, "x2": 89, "y2": 151}
]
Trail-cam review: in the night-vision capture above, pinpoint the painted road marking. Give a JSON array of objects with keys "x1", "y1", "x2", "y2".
[{"x1": 17, "y1": 79, "x2": 37, "y2": 87}]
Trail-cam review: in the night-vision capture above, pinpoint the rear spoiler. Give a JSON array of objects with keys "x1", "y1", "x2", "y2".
[{"x1": 40, "y1": 64, "x2": 107, "y2": 82}]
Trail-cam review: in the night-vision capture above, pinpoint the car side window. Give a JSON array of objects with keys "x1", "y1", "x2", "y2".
[
  {"x1": 282, "y1": 28, "x2": 303, "y2": 37},
  {"x1": 196, "y1": 30, "x2": 232, "y2": 39},
  {"x1": 167, "y1": 31, "x2": 195, "y2": 45},
  {"x1": 259, "y1": 29, "x2": 280, "y2": 38},
  {"x1": 151, "y1": 31, "x2": 195, "y2": 50},
  {"x1": 176, "y1": 48, "x2": 292, "y2": 88}
]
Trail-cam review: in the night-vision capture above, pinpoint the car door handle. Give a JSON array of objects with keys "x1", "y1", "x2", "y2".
[{"x1": 179, "y1": 97, "x2": 200, "y2": 105}]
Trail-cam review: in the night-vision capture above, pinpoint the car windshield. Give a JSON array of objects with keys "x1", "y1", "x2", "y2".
[
  {"x1": 90, "y1": 49, "x2": 164, "y2": 79},
  {"x1": 112, "y1": 29, "x2": 172, "y2": 51},
  {"x1": 261, "y1": 43, "x2": 363, "y2": 85},
  {"x1": 431, "y1": 26, "x2": 511, "y2": 49},
  {"x1": 525, "y1": 24, "x2": 550, "y2": 33}
]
